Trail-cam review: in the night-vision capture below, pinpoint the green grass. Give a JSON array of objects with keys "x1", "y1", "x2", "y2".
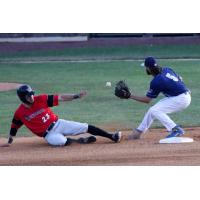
[
  {"x1": 0, "y1": 58, "x2": 200, "y2": 137},
  {"x1": 1, "y1": 44, "x2": 200, "y2": 60}
]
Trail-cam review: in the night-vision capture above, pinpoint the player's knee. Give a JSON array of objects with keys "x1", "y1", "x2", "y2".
[
  {"x1": 148, "y1": 107, "x2": 159, "y2": 117},
  {"x1": 46, "y1": 137, "x2": 67, "y2": 146},
  {"x1": 45, "y1": 132, "x2": 67, "y2": 146}
]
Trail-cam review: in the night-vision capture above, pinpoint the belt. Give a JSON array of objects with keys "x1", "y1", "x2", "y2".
[{"x1": 43, "y1": 120, "x2": 58, "y2": 138}]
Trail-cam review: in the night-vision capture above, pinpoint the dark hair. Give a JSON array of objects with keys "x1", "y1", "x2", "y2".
[{"x1": 147, "y1": 66, "x2": 162, "y2": 76}]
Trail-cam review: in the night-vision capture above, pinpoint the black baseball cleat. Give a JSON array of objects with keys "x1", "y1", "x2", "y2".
[
  {"x1": 112, "y1": 131, "x2": 122, "y2": 143},
  {"x1": 77, "y1": 136, "x2": 97, "y2": 144}
]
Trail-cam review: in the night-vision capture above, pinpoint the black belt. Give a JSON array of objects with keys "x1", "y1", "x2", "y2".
[{"x1": 43, "y1": 120, "x2": 58, "y2": 138}]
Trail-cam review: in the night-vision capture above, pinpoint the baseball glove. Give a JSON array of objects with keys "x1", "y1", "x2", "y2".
[{"x1": 114, "y1": 80, "x2": 131, "y2": 99}]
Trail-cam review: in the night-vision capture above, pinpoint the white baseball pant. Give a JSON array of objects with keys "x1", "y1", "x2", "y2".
[
  {"x1": 44, "y1": 119, "x2": 88, "y2": 146},
  {"x1": 137, "y1": 92, "x2": 191, "y2": 133}
]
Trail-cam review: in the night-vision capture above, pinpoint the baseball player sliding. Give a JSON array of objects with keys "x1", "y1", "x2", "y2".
[
  {"x1": 2, "y1": 84, "x2": 121, "y2": 147},
  {"x1": 115, "y1": 56, "x2": 191, "y2": 139}
]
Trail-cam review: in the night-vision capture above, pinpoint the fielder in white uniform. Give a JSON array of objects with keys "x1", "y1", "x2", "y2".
[{"x1": 128, "y1": 56, "x2": 191, "y2": 139}]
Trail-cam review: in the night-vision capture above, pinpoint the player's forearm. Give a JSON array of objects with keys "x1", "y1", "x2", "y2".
[
  {"x1": 7, "y1": 127, "x2": 18, "y2": 145},
  {"x1": 58, "y1": 94, "x2": 82, "y2": 101},
  {"x1": 59, "y1": 91, "x2": 87, "y2": 101},
  {"x1": 129, "y1": 95, "x2": 152, "y2": 104}
]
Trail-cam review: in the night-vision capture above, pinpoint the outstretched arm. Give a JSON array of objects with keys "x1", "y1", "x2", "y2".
[
  {"x1": 0, "y1": 114, "x2": 23, "y2": 147},
  {"x1": 129, "y1": 94, "x2": 152, "y2": 104},
  {"x1": 58, "y1": 91, "x2": 87, "y2": 101}
]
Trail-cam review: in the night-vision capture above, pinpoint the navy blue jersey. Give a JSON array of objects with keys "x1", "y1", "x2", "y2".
[{"x1": 146, "y1": 67, "x2": 189, "y2": 98}]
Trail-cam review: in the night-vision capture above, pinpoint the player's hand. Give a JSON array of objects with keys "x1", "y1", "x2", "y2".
[
  {"x1": 79, "y1": 91, "x2": 87, "y2": 98},
  {"x1": 0, "y1": 136, "x2": 13, "y2": 147}
]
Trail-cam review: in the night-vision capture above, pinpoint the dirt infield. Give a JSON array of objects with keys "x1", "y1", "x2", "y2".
[{"x1": 1, "y1": 128, "x2": 200, "y2": 166}]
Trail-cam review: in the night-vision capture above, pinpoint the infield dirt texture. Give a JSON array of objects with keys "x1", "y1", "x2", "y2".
[{"x1": 1, "y1": 36, "x2": 200, "y2": 165}]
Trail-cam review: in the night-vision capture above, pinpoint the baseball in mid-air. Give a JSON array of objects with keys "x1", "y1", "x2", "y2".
[{"x1": 106, "y1": 82, "x2": 112, "y2": 87}]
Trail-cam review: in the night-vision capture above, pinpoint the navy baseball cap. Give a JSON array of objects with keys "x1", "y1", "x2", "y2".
[{"x1": 143, "y1": 56, "x2": 158, "y2": 68}]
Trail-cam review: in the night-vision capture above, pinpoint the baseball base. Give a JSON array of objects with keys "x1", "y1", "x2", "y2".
[{"x1": 159, "y1": 137, "x2": 194, "y2": 144}]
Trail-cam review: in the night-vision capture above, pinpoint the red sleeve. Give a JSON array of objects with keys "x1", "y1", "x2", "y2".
[
  {"x1": 53, "y1": 95, "x2": 59, "y2": 106},
  {"x1": 38, "y1": 94, "x2": 48, "y2": 106},
  {"x1": 36, "y1": 94, "x2": 59, "y2": 107}
]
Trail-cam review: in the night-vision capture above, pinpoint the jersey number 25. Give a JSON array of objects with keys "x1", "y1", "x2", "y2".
[{"x1": 42, "y1": 113, "x2": 50, "y2": 123}]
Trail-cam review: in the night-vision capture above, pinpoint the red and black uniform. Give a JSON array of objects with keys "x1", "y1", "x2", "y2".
[{"x1": 10, "y1": 94, "x2": 59, "y2": 137}]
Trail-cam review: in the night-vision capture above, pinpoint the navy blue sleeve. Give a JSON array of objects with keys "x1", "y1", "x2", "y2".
[{"x1": 146, "y1": 81, "x2": 161, "y2": 98}]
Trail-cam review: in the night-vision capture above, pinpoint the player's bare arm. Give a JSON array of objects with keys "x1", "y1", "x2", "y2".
[
  {"x1": 58, "y1": 91, "x2": 87, "y2": 101},
  {"x1": 114, "y1": 81, "x2": 152, "y2": 103},
  {"x1": 129, "y1": 95, "x2": 152, "y2": 104}
]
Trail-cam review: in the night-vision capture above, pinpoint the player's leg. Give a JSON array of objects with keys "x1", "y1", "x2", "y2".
[
  {"x1": 55, "y1": 119, "x2": 121, "y2": 143},
  {"x1": 44, "y1": 131, "x2": 67, "y2": 146},
  {"x1": 45, "y1": 119, "x2": 96, "y2": 145},
  {"x1": 44, "y1": 130, "x2": 96, "y2": 146},
  {"x1": 87, "y1": 125, "x2": 121, "y2": 143},
  {"x1": 128, "y1": 108, "x2": 155, "y2": 140},
  {"x1": 137, "y1": 103, "x2": 177, "y2": 133},
  {"x1": 129, "y1": 93, "x2": 191, "y2": 139},
  {"x1": 149, "y1": 93, "x2": 191, "y2": 131},
  {"x1": 164, "y1": 93, "x2": 191, "y2": 137},
  {"x1": 129, "y1": 104, "x2": 175, "y2": 140}
]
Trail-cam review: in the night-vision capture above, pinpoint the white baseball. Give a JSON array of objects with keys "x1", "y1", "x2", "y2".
[{"x1": 106, "y1": 82, "x2": 112, "y2": 87}]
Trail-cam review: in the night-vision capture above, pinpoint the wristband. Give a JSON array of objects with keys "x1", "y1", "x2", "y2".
[{"x1": 73, "y1": 94, "x2": 80, "y2": 99}]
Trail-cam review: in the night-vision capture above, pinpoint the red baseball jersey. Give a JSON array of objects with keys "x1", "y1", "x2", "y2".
[{"x1": 11, "y1": 94, "x2": 59, "y2": 137}]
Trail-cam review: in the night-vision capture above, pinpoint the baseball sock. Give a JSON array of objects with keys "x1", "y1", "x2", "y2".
[
  {"x1": 88, "y1": 125, "x2": 113, "y2": 140},
  {"x1": 65, "y1": 138, "x2": 75, "y2": 146}
]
